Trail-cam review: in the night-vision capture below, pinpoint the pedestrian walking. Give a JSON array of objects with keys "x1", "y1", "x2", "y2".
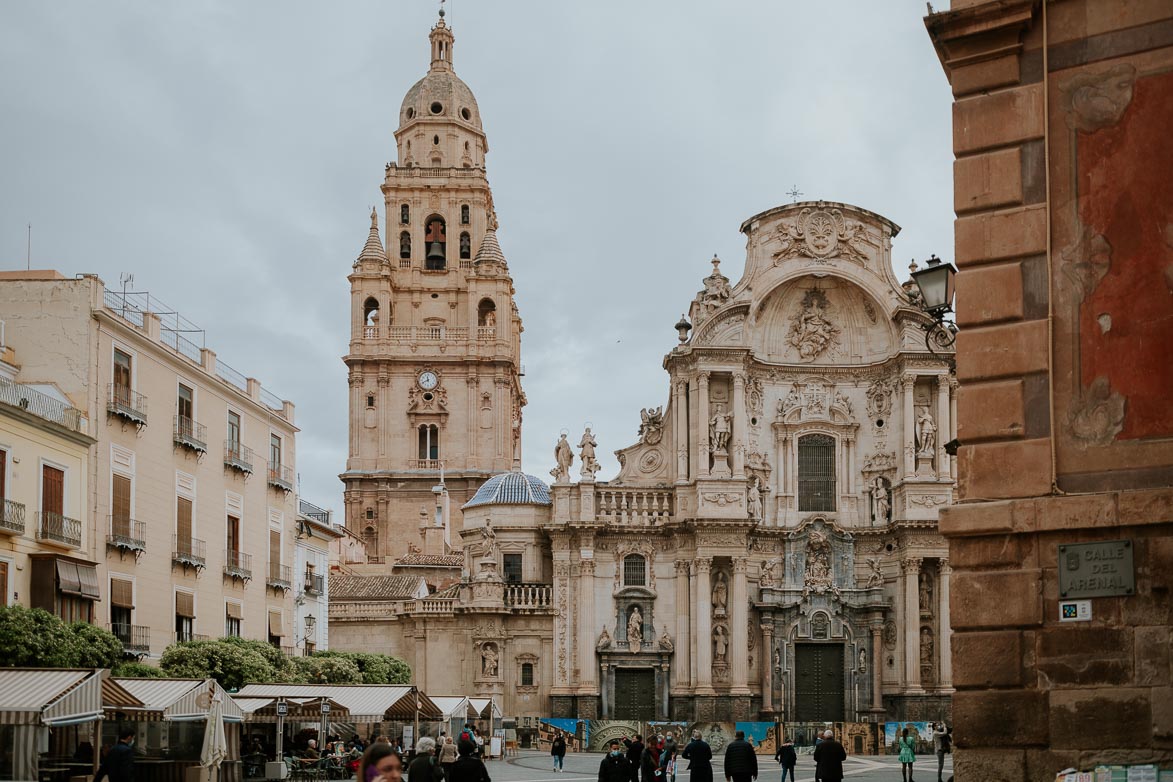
[
  {"x1": 551, "y1": 736, "x2": 567, "y2": 773},
  {"x1": 623, "y1": 735, "x2": 645, "y2": 782},
  {"x1": 897, "y1": 727, "x2": 917, "y2": 782},
  {"x1": 640, "y1": 741, "x2": 660, "y2": 782},
  {"x1": 599, "y1": 741, "x2": 631, "y2": 782},
  {"x1": 407, "y1": 739, "x2": 443, "y2": 782},
  {"x1": 680, "y1": 731, "x2": 712, "y2": 782},
  {"x1": 658, "y1": 738, "x2": 677, "y2": 782},
  {"x1": 812, "y1": 730, "x2": 846, "y2": 782},
  {"x1": 722, "y1": 731, "x2": 757, "y2": 782},
  {"x1": 773, "y1": 735, "x2": 796, "y2": 782},
  {"x1": 94, "y1": 729, "x2": 136, "y2": 782},
  {"x1": 932, "y1": 723, "x2": 950, "y2": 782},
  {"x1": 439, "y1": 736, "x2": 458, "y2": 778},
  {"x1": 447, "y1": 739, "x2": 491, "y2": 782}
]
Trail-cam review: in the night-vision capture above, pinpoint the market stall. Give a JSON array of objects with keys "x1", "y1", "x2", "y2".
[
  {"x1": 467, "y1": 699, "x2": 503, "y2": 757},
  {"x1": 427, "y1": 697, "x2": 474, "y2": 740}
]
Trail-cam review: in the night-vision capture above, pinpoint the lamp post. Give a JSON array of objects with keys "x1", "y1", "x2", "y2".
[
  {"x1": 909, "y1": 254, "x2": 959, "y2": 354},
  {"x1": 304, "y1": 614, "x2": 316, "y2": 656}
]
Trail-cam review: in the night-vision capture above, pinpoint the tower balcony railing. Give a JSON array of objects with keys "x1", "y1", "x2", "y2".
[
  {"x1": 595, "y1": 488, "x2": 675, "y2": 526},
  {"x1": 267, "y1": 463, "x2": 293, "y2": 493},
  {"x1": 36, "y1": 511, "x2": 82, "y2": 548},
  {"x1": 172, "y1": 535, "x2": 207, "y2": 569},
  {"x1": 173, "y1": 416, "x2": 208, "y2": 454},
  {"x1": 476, "y1": 327, "x2": 496, "y2": 340},
  {"x1": 224, "y1": 443, "x2": 254, "y2": 475},
  {"x1": 362, "y1": 326, "x2": 379, "y2": 339},
  {"x1": 1, "y1": 499, "x2": 25, "y2": 536},
  {"x1": 107, "y1": 515, "x2": 146, "y2": 554},
  {"x1": 504, "y1": 583, "x2": 553, "y2": 609},
  {"x1": 383, "y1": 326, "x2": 469, "y2": 343},
  {"x1": 107, "y1": 384, "x2": 148, "y2": 427}
]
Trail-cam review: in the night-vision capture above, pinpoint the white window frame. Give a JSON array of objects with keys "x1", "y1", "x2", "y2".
[
  {"x1": 176, "y1": 378, "x2": 197, "y2": 420},
  {"x1": 111, "y1": 341, "x2": 138, "y2": 390},
  {"x1": 38, "y1": 457, "x2": 70, "y2": 518}
]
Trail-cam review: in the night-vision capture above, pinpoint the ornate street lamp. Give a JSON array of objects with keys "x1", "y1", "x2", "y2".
[{"x1": 909, "y1": 254, "x2": 958, "y2": 354}]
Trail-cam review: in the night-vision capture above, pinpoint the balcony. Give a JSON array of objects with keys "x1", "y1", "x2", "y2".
[
  {"x1": 267, "y1": 563, "x2": 292, "y2": 591},
  {"x1": 107, "y1": 515, "x2": 146, "y2": 555},
  {"x1": 36, "y1": 511, "x2": 82, "y2": 548},
  {"x1": 0, "y1": 377, "x2": 87, "y2": 433},
  {"x1": 267, "y1": 463, "x2": 293, "y2": 493},
  {"x1": 304, "y1": 573, "x2": 325, "y2": 597},
  {"x1": 110, "y1": 623, "x2": 150, "y2": 655},
  {"x1": 224, "y1": 549, "x2": 252, "y2": 582},
  {"x1": 173, "y1": 416, "x2": 207, "y2": 454},
  {"x1": 224, "y1": 443, "x2": 254, "y2": 475},
  {"x1": 476, "y1": 326, "x2": 496, "y2": 340},
  {"x1": 1, "y1": 499, "x2": 25, "y2": 535},
  {"x1": 107, "y1": 384, "x2": 148, "y2": 427},
  {"x1": 411, "y1": 459, "x2": 442, "y2": 470},
  {"x1": 176, "y1": 631, "x2": 210, "y2": 643},
  {"x1": 172, "y1": 535, "x2": 207, "y2": 570},
  {"x1": 504, "y1": 583, "x2": 553, "y2": 610},
  {"x1": 362, "y1": 326, "x2": 379, "y2": 339},
  {"x1": 596, "y1": 488, "x2": 675, "y2": 526}
]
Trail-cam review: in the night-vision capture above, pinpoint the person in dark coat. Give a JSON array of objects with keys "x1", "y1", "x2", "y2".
[
  {"x1": 812, "y1": 730, "x2": 846, "y2": 782},
  {"x1": 447, "y1": 740, "x2": 491, "y2": 782},
  {"x1": 639, "y1": 741, "x2": 660, "y2": 782},
  {"x1": 722, "y1": 731, "x2": 757, "y2": 782},
  {"x1": 94, "y1": 729, "x2": 136, "y2": 782},
  {"x1": 680, "y1": 731, "x2": 712, "y2": 782},
  {"x1": 599, "y1": 741, "x2": 631, "y2": 782},
  {"x1": 622, "y1": 735, "x2": 644, "y2": 782},
  {"x1": 407, "y1": 739, "x2": 444, "y2": 782},
  {"x1": 551, "y1": 736, "x2": 567, "y2": 773},
  {"x1": 773, "y1": 736, "x2": 796, "y2": 782}
]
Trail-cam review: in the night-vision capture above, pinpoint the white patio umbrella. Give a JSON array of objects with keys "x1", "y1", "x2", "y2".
[{"x1": 199, "y1": 682, "x2": 228, "y2": 782}]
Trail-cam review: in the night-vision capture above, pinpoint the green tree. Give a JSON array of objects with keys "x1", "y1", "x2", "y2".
[
  {"x1": 290, "y1": 655, "x2": 361, "y2": 684},
  {"x1": 69, "y1": 622, "x2": 124, "y2": 669},
  {"x1": 0, "y1": 605, "x2": 116, "y2": 667},
  {"x1": 218, "y1": 636, "x2": 297, "y2": 681},
  {"x1": 308, "y1": 651, "x2": 411, "y2": 684},
  {"x1": 159, "y1": 640, "x2": 277, "y2": 690},
  {"x1": 112, "y1": 661, "x2": 164, "y2": 678}
]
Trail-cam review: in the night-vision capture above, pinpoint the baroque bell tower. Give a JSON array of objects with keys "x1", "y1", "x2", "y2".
[{"x1": 341, "y1": 10, "x2": 525, "y2": 562}]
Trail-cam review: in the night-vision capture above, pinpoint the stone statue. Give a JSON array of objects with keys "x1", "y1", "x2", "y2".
[
  {"x1": 480, "y1": 522, "x2": 498, "y2": 563},
  {"x1": 804, "y1": 530, "x2": 834, "y2": 592},
  {"x1": 709, "y1": 403, "x2": 732, "y2": 452},
  {"x1": 484, "y1": 309, "x2": 496, "y2": 328},
  {"x1": 639, "y1": 407, "x2": 664, "y2": 445},
  {"x1": 920, "y1": 572, "x2": 934, "y2": 612},
  {"x1": 627, "y1": 607, "x2": 642, "y2": 652},
  {"x1": 711, "y1": 570, "x2": 728, "y2": 616},
  {"x1": 760, "y1": 557, "x2": 782, "y2": 589},
  {"x1": 871, "y1": 477, "x2": 890, "y2": 524},
  {"x1": 747, "y1": 477, "x2": 763, "y2": 521},
  {"x1": 578, "y1": 428, "x2": 600, "y2": 479},
  {"x1": 779, "y1": 383, "x2": 803, "y2": 416},
  {"x1": 865, "y1": 557, "x2": 883, "y2": 589},
  {"x1": 596, "y1": 625, "x2": 612, "y2": 651},
  {"x1": 788, "y1": 289, "x2": 840, "y2": 361},
  {"x1": 916, "y1": 406, "x2": 938, "y2": 456},
  {"x1": 920, "y1": 627, "x2": 934, "y2": 670},
  {"x1": 859, "y1": 648, "x2": 868, "y2": 674},
  {"x1": 481, "y1": 642, "x2": 499, "y2": 677},
  {"x1": 658, "y1": 629, "x2": 674, "y2": 652},
  {"x1": 713, "y1": 624, "x2": 729, "y2": 663},
  {"x1": 550, "y1": 433, "x2": 573, "y2": 483},
  {"x1": 773, "y1": 646, "x2": 781, "y2": 669}
]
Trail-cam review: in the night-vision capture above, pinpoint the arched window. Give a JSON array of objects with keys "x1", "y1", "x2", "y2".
[
  {"x1": 478, "y1": 298, "x2": 497, "y2": 328},
  {"x1": 459, "y1": 232, "x2": 471, "y2": 260},
  {"x1": 798, "y1": 433, "x2": 836, "y2": 511},
  {"x1": 461, "y1": 204, "x2": 470, "y2": 224},
  {"x1": 400, "y1": 204, "x2": 410, "y2": 225},
  {"x1": 418, "y1": 424, "x2": 440, "y2": 461},
  {"x1": 424, "y1": 215, "x2": 446, "y2": 270},
  {"x1": 362, "y1": 525, "x2": 377, "y2": 559},
  {"x1": 363, "y1": 297, "x2": 380, "y2": 325},
  {"x1": 399, "y1": 231, "x2": 411, "y2": 260},
  {"x1": 623, "y1": 554, "x2": 646, "y2": 587},
  {"x1": 366, "y1": 394, "x2": 375, "y2": 408},
  {"x1": 520, "y1": 662, "x2": 534, "y2": 686}
]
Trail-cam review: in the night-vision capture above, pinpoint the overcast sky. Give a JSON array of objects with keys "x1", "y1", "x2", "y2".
[{"x1": 0, "y1": 1, "x2": 954, "y2": 512}]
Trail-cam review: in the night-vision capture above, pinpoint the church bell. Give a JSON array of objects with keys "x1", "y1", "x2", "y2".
[{"x1": 427, "y1": 241, "x2": 445, "y2": 261}]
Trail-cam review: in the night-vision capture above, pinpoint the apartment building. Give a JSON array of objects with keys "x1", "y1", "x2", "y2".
[
  {"x1": 294, "y1": 498, "x2": 343, "y2": 654},
  {"x1": 0, "y1": 271, "x2": 299, "y2": 658}
]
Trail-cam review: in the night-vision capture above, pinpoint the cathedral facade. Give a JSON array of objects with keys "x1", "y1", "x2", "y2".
[{"x1": 330, "y1": 14, "x2": 954, "y2": 725}]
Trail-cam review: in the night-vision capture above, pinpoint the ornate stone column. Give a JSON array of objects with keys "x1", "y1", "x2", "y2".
[
  {"x1": 552, "y1": 560, "x2": 573, "y2": 692},
  {"x1": 760, "y1": 622, "x2": 775, "y2": 713},
  {"x1": 871, "y1": 624, "x2": 884, "y2": 711},
  {"x1": 688, "y1": 561, "x2": 698, "y2": 687},
  {"x1": 673, "y1": 560, "x2": 691, "y2": 692},
  {"x1": 674, "y1": 380, "x2": 689, "y2": 484},
  {"x1": 902, "y1": 374, "x2": 917, "y2": 477},
  {"x1": 949, "y1": 378, "x2": 959, "y2": 483},
  {"x1": 694, "y1": 557, "x2": 714, "y2": 694},
  {"x1": 730, "y1": 557, "x2": 750, "y2": 694},
  {"x1": 936, "y1": 374, "x2": 951, "y2": 479},
  {"x1": 939, "y1": 560, "x2": 953, "y2": 690},
  {"x1": 902, "y1": 557, "x2": 923, "y2": 692},
  {"x1": 732, "y1": 373, "x2": 747, "y2": 478},
  {"x1": 599, "y1": 662, "x2": 610, "y2": 717},
  {"x1": 697, "y1": 373, "x2": 711, "y2": 478},
  {"x1": 578, "y1": 557, "x2": 598, "y2": 694},
  {"x1": 466, "y1": 374, "x2": 478, "y2": 465}
]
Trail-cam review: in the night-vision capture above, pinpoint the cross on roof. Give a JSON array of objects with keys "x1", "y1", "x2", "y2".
[{"x1": 787, "y1": 185, "x2": 803, "y2": 203}]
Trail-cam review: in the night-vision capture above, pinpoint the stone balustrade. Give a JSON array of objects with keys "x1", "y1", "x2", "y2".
[
  {"x1": 595, "y1": 488, "x2": 674, "y2": 525},
  {"x1": 504, "y1": 583, "x2": 552, "y2": 608}
]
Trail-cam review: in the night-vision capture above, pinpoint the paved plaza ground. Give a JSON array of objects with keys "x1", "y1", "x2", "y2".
[{"x1": 485, "y1": 750, "x2": 953, "y2": 782}]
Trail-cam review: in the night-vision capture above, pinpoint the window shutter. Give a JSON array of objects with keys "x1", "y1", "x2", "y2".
[
  {"x1": 269, "y1": 530, "x2": 280, "y2": 568},
  {"x1": 42, "y1": 466, "x2": 64, "y2": 516},
  {"x1": 175, "y1": 591, "x2": 195, "y2": 618},
  {"x1": 176, "y1": 497, "x2": 193, "y2": 541},
  {"x1": 112, "y1": 475, "x2": 132, "y2": 520},
  {"x1": 226, "y1": 602, "x2": 243, "y2": 620},
  {"x1": 110, "y1": 578, "x2": 134, "y2": 608},
  {"x1": 268, "y1": 611, "x2": 284, "y2": 637}
]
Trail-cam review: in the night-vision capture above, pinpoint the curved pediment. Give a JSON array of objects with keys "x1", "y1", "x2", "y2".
[
  {"x1": 691, "y1": 305, "x2": 749, "y2": 347},
  {"x1": 752, "y1": 276, "x2": 895, "y2": 364}
]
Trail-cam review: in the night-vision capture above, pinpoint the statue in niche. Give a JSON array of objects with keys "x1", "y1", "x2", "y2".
[
  {"x1": 639, "y1": 407, "x2": 664, "y2": 445},
  {"x1": 864, "y1": 557, "x2": 884, "y2": 589},
  {"x1": 804, "y1": 530, "x2": 834, "y2": 592},
  {"x1": 773, "y1": 646, "x2": 781, "y2": 670},
  {"x1": 578, "y1": 428, "x2": 600, "y2": 479},
  {"x1": 920, "y1": 627, "x2": 935, "y2": 676},
  {"x1": 760, "y1": 558, "x2": 782, "y2": 589},
  {"x1": 658, "y1": 629, "x2": 674, "y2": 652},
  {"x1": 550, "y1": 433, "x2": 573, "y2": 483},
  {"x1": 709, "y1": 404, "x2": 732, "y2": 453},
  {"x1": 627, "y1": 607, "x2": 643, "y2": 652},
  {"x1": 859, "y1": 649, "x2": 868, "y2": 674},
  {"x1": 915, "y1": 406, "x2": 937, "y2": 456},
  {"x1": 713, "y1": 624, "x2": 729, "y2": 663},
  {"x1": 597, "y1": 626, "x2": 612, "y2": 651},
  {"x1": 480, "y1": 522, "x2": 498, "y2": 563},
  {"x1": 481, "y1": 642, "x2": 499, "y2": 677},
  {"x1": 920, "y1": 572, "x2": 934, "y2": 612},
  {"x1": 788, "y1": 288, "x2": 840, "y2": 361},
  {"x1": 711, "y1": 571, "x2": 729, "y2": 617},
  {"x1": 747, "y1": 478, "x2": 763, "y2": 521},
  {"x1": 483, "y1": 309, "x2": 496, "y2": 328},
  {"x1": 871, "y1": 477, "x2": 891, "y2": 524}
]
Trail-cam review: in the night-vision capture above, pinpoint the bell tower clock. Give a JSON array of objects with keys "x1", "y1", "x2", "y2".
[{"x1": 341, "y1": 12, "x2": 525, "y2": 563}]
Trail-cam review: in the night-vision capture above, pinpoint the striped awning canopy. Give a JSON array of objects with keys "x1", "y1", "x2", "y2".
[
  {"x1": 0, "y1": 669, "x2": 141, "y2": 726},
  {"x1": 111, "y1": 678, "x2": 244, "y2": 723},
  {"x1": 234, "y1": 684, "x2": 441, "y2": 723},
  {"x1": 429, "y1": 696, "x2": 474, "y2": 722},
  {"x1": 235, "y1": 697, "x2": 351, "y2": 723},
  {"x1": 468, "y1": 698, "x2": 501, "y2": 720}
]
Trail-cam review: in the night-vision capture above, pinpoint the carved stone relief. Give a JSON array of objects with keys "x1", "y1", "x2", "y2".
[
  {"x1": 771, "y1": 206, "x2": 871, "y2": 264},
  {"x1": 1061, "y1": 226, "x2": 1112, "y2": 300},
  {"x1": 865, "y1": 378, "x2": 895, "y2": 420},
  {"x1": 1059, "y1": 63, "x2": 1136, "y2": 133},
  {"x1": 788, "y1": 289, "x2": 840, "y2": 361},
  {"x1": 861, "y1": 451, "x2": 898, "y2": 474},
  {"x1": 1067, "y1": 376, "x2": 1126, "y2": 448}
]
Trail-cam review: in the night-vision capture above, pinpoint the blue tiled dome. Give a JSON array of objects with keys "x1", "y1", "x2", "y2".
[{"x1": 462, "y1": 471, "x2": 551, "y2": 510}]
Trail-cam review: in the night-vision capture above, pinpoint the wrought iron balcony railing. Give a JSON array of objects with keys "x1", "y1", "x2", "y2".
[
  {"x1": 172, "y1": 535, "x2": 207, "y2": 569},
  {"x1": 173, "y1": 415, "x2": 208, "y2": 454},
  {"x1": 304, "y1": 573, "x2": 325, "y2": 596},
  {"x1": 267, "y1": 463, "x2": 293, "y2": 492},
  {"x1": 36, "y1": 511, "x2": 82, "y2": 548},
  {"x1": 1, "y1": 498, "x2": 25, "y2": 535},
  {"x1": 107, "y1": 515, "x2": 146, "y2": 554},
  {"x1": 110, "y1": 623, "x2": 150, "y2": 654},
  {"x1": 224, "y1": 443, "x2": 254, "y2": 475},
  {"x1": 176, "y1": 631, "x2": 210, "y2": 643},
  {"x1": 224, "y1": 549, "x2": 252, "y2": 581},
  {"x1": 0, "y1": 377, "x2": 86, "y2": 433},
  {"x1": 107, "y1": 384, "x2": 148, "y2": 426},
  {"x1": 267, "y1": 562, "x2": 292, "y2": 590}
]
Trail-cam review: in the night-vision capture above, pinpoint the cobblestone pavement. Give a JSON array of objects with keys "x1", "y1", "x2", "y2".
[{"x1": 488, "y1": 750, "x2": 953, "y2": 782}]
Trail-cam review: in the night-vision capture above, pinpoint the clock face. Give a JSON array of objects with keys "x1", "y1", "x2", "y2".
[{"x1": 418, "y1": 371, "x2": 439, "y2": 390}]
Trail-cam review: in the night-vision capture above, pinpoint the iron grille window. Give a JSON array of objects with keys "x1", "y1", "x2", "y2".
[
  {"x1": 503, "y1": 553, "x2": 523, "y2": 583},
  {"x1": 798, "y1": 434, "x2": 837, "y2": 511},
  {"x1": 520, "y1": 662, "x2": 534, "y2": 686},
  {"x1": 623, "y1": 554, "x2": 646, "y2": 587}
]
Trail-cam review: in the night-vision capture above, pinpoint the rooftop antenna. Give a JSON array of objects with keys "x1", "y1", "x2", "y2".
[
  {"x1": 787, "y1": 185, "x2": 803, "y2": 203},
  {"x1": 118, "y1": 273, "x2": 134, "y2": 318},
  {"x1": 26, "y1": 224, "x2": 31, "y2": 270}
]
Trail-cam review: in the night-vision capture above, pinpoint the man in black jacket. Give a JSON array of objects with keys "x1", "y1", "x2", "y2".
[
  {"x1": 812, "y1": 730, "x2": 846, "y2": 782},
  {"x1": 622, "y1": 735, "x2": 644, "y2": 782},
  {"x1": 723, "y1": 731, "x2": 757, "y2": 782},
  {"x1": 599, "y1": 740, "x2": 631, "y2": 782},
  {"x1": 94, "y1": 729, "x2": 136, "y2": 782}
]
